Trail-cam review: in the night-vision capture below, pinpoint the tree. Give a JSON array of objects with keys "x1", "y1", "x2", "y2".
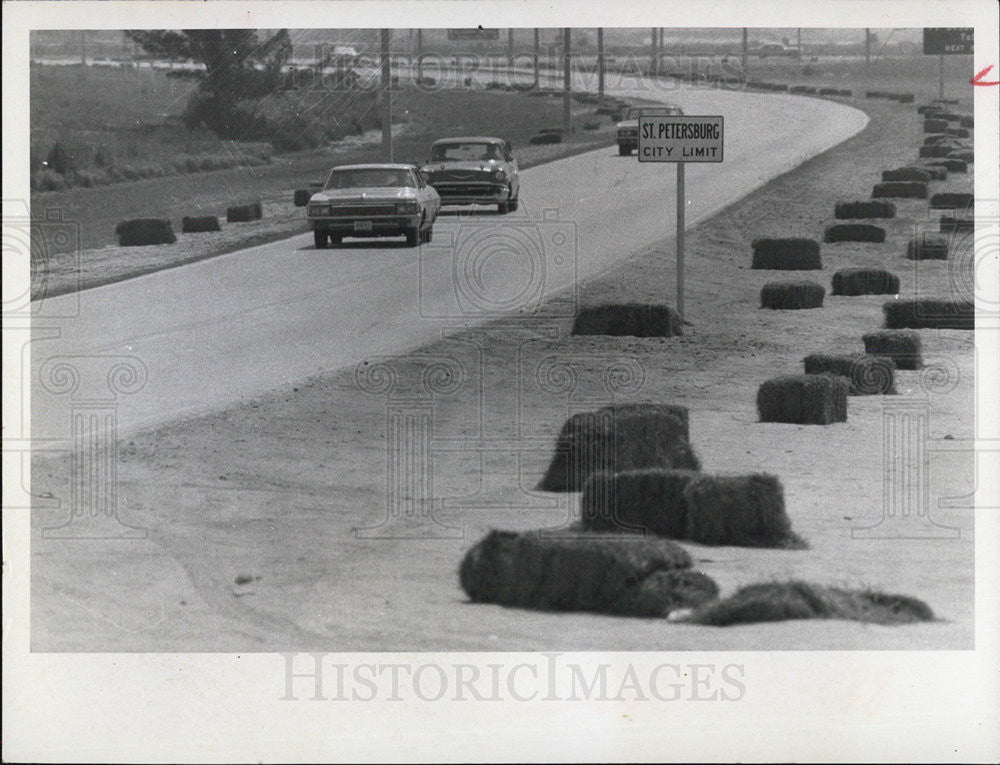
[{"x1": 125, "y1": 29, "x2": 292, "y2": 138}]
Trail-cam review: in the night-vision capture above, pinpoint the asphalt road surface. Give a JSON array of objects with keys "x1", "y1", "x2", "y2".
[{"x1": 29, "y1": 83, "x2": 867, "y2": 439}]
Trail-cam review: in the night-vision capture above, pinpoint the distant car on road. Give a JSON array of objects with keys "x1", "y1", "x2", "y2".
[
  {"x1": 307, "y1": 164, "x2": 440, "y2": 248},
  {"x1": 422, "y1": 137, "x2": 520, "y2": 214},
  {"x1": 751, "y1": 43, "x2": 801, "y2": 59},
  {"x1": 616, "y1": 104, "x2": 684, "y2": 156}
]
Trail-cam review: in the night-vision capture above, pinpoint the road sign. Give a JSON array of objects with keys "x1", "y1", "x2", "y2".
[
  {"x1": 923, "y1": 28, "x2": 974, "y2": 55},
  {"x1": 448, "y1": 28, "x2": 500, "y2": 41},
  {"x1": 638, "y1": 115, "x2": 724, "y2": 163},
  {"x1": 636, "y1": 115, "x2": 725, "y2": 324}
]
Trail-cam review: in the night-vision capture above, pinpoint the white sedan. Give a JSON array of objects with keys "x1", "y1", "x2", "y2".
[{"x1": 307, "y1": 164, "x2": 441, "y2": 248}]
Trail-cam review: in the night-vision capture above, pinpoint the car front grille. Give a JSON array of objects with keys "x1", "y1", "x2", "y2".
[
  {"x1": 325, "y1": 205, "x2": 398, "y2": 217},
  {"x1": 433, "y1": 184, "x2": 499, "y2": 196}
]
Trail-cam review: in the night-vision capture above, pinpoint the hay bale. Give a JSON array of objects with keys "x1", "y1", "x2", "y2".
[
  {"x1": 227, "y1": 200, "x2": 263, "y2": 222},
  {"x1": 803, "y1": 353, "x2": 896, "y2": 395},
  {"x1": 293, "y1": 189, "x2": 312, "y2": 207},
  {"x1": 823, "y1": 223, "x2": 886, "y2": 243},
  {"x1": 537, "y1": 408, "x2": 698, "y2": 492},
  {"x1": 115, "y1": 218, "x2": 176, "y2": 246},
  {"x1": 896, "y1": 93, "x2": 914, "y2": 104},
  {"x1": 920, "y1": 144, "x2": 960, "y2": 158},
  {"x1": 760, "y1": 281, "x2": 825, "y2": 310},
  {"x1": 945, "y1": 127, "x2": 970, "y2": 139},
  {"x1": 598, "y1": 402, "x2": 690, "y2": 440},
  {"x1": 880, "y1": 168, "x2": 930, "y2": 183},
  {"x1": 571, "y1": 303, "x2": 682, "y2": 337},
  {"x1": 917, "y1": 104, "x2": 944, "y2": 115},
  {"x1": 529, "y1": 131, "x2": 563, "y2": 145},
  {"x1": 689, "y1": 581, "x2": 935, "y2": 626},
  {"x1": 818, "y1": 87, "x2": 838, "y2": 96},
  {"x1": 181, "y1": 215, "x2": 221, "y2": 233},
  {"x1": 947, "y1": 150, "x2": 974, "y2": 163},
  {"x1": 756, "y1": 374, "x2": 848, "y2": 425},
  {"x1": 939, "y1": 216, "x2": 974, "y2": 234},
  {"x1": 871, "y1": 181, "x2": 928, "y2": 199},
  {"x1": 580, "y1": 469, "x2": 696, "y2": 537},
  {"x1": 923, "y1": 118, "x2": 948, "y2": 133},
  {"x1": 750, "y1": 238, "x2": 822, "y2": 270},
  {"x1": 883, "y1": 300, "x2": 974, "y2": 330},
  {"x1": 834, "y1": 200, "x2": 896, "y2": 219},
  {"x1": 917, "y1": 164, "x2": 948, "y2": 181},
  {"x1": 831, "y1": 268, "x2": 899, "y2": 296},
  {"x1": 959, "y1": 115, "x2": 973, "y2": 129},
  {"x1": 923, "y1": 133, "x2": 961, "y2": 145},
  {"x1": 862, "y1": 330, "x2": 922, "y2": 370},
  {"x1": 929, "y1": 192, "x2": 974, "y2": 211},
  {"x1": 925, "y1": 158, "x2": 966, "y2": 173},
  {"x1": 683, "y1": 473, "x2": 806, "y2": 549},
  {"x1": 905, "y1": 233, "x2": 949, "y2": 260},
  {"x1": 458, "y1": 529, "x2": 718, "y2": 617}
]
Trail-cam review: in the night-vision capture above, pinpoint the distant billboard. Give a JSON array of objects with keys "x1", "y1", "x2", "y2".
[
  {"x1": 447, "y1": 28, "x2": 501, "y2": 41},
  {"x1": 923, "y1": 28, "x2": 974, "y2": 55}
]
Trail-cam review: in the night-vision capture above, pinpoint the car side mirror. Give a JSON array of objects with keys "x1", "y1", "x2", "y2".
[
  {"x1": 309, "y1": 181, "x2": 323, "y2": 189},
  {"x1": 418, "y1": 169, "x2": 430, "y2": 184}
]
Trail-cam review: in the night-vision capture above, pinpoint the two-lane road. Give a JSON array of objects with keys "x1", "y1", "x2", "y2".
[{"x1": 29, "y1": 84, "x2": 867, "y2": 438}]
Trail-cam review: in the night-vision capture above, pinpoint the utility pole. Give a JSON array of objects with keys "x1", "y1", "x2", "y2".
[
  {"x1": 381, "y1": 29, "x2": 393, "y2": 162},
  {"x1": 533, "y1": 28, "x2": 540, "y2": 87},
  {"x1": 797, "y1": 28, "x2": 802, "y2": 59},
  {"x1": 650, "y1": 27, "x2": 657, "y2": 73},
  {"x1": 508, "y1": 28, "x2": 514, "y2": 67},
  {"x1": 741, "y1": 28, "x2": 748, "y2": 80},
  {"x1": 416, "y1": 29, "x2": 422, "y2": 82},
  {"x1": 865, "y1": 28, "x2": 871, "y2": 64},
  {"x1": 563, "y1": 28, "x2": 572, "y2": 135},
  {"x1": 597, "y1": 27, "x2": 605, "y2": 108}
]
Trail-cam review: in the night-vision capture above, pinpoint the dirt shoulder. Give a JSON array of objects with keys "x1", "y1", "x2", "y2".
[{"x1": 31, "y1": 95, "x2": 976, "y2": 651}]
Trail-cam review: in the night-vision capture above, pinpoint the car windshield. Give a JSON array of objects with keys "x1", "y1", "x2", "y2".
[
  {"x1": 324, "y1": 168, "x2": 415, "y2": 189},
  {"x1": 625, "y1": 106, "x2": 682, "y2": 119},
  {"x1": 430, "y1": 142, "x2": 503, "y2": 162}
]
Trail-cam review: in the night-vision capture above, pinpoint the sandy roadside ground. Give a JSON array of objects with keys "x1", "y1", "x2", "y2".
[{"x1": 30, "y1": 95, "x2": 975, "y2": 652}]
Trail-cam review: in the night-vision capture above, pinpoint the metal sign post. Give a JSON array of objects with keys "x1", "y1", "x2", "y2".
[
  {"x1": 922, "y1": 28, "x2": 974, "y2": 100},
  {"x1": 638, "y1": 115, "x2": 725, "y2": 323}
]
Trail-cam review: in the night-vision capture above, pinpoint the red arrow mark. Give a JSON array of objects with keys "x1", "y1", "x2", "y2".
[{"x1": 971, "y1": 65, "x2": 1000, "y2": 86}]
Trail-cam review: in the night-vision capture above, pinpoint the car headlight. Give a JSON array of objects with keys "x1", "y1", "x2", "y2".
[
  {"x1": 495, "y1": 169, "x2": 507, "y2": 182},
  {"x1": 309, "y1": 204, "x2": 330, "y2": 216},
  {"x1": 395, "y1": 202, "x2": 419, "y2": 214}
]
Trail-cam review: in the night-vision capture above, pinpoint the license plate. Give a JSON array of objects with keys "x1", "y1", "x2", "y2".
[{"x1": 354, "y1": 220, "x2": 372, "y2": 232}]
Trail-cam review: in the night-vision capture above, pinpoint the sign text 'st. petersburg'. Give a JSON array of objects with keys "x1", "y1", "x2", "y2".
[{"x1": 638, "y1": 116, "x2": 725, "y2": 163}]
